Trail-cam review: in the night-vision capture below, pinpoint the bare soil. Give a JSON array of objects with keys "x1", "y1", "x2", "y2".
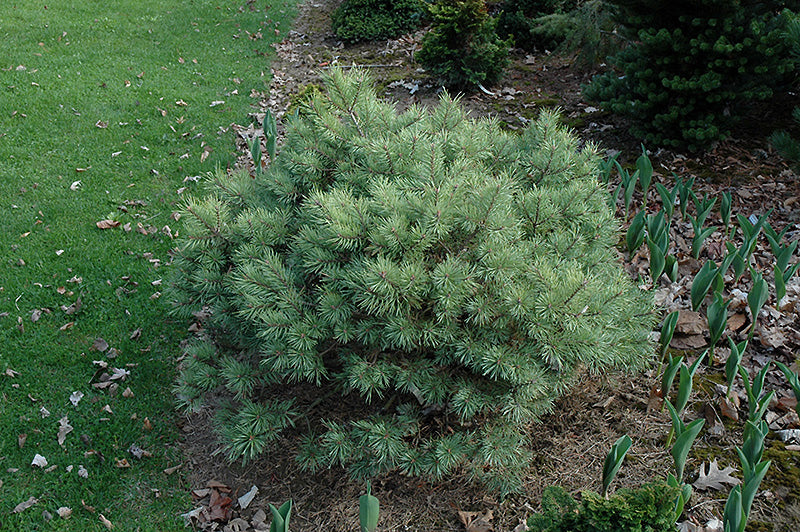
[{"x1": 179, "y1": 2, "x2": 800, "y2": 531}]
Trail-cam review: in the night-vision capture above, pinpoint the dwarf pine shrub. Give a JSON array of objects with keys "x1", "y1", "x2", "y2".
[
  {"x1": 167, "y1": 68, "x2": 654, "y2": 495},
  {"x1": 416, "y1": 0, "x2": 512, "y2": 89},
  {"x1": 495, "y1": 0, "x2": 572, "y2": 52},
  {"x1": 527, "y1": 483, "x2": 680, "y2": 532},
  {"x1": 331, "y1": 0, "x2": 428, "y2": 43},
  {"x1": 584, "y1": 1, "x2": 799, "y2": 151}
]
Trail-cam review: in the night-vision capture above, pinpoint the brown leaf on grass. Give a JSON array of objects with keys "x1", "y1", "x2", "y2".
[
  {"x1": 31, "y1": 309, "x2": 42, "y2": 322},
  {"x1": 5, "y1": 368, "x2": 20, "y2": 377},
  {"x1": 81, "y1": 499, "x2": 95, "y2": 513},
  {"x1": 61, "y1": 297, "x2": 82, "y2": 315},
  {"x1": 128, "y1": 443, "x2": 152, "y2": 459},
  {"x1": 99, "y1": 514, "x2": 114, "y2": 529},
  {"x1": 122, "y1": 387, "x2": 134, "y2": 398},
  {"x1": 115, "y1": 458, "x2": 131, "y2": 468},
  {"x1": 163, "y1": 464, "x2": 182, "y2": 475},
  {"x1": 110, "y1": 367, "x2": 129, "y2": 381},
  {"x1": 57, "y1": 506, "x2": 72, "y2": 519},
  {"x1": 57, "y1": 416, "x2": 73, "y2": 447},
  {"x1": 129, "y1": 328, "x2": 142, "y2": 340},
  {"x1": 693, "y1": 459, "x2": 741, "y2": 491},
  {"x1": 93, "y1": 338, "x2": 109, "y2": 352},
  {"x1": 142, "y1": 417, "x2": 153, "y2": 431},
  {"x1": 95, "y1": 120, "x2": 108, "y2": 128},
  {"x1": 96, "y1": 219, "x2": 120, "y2": 229},
  {"x1": 60, "y1": 321, "x2": 75, "y2": 331},
  {"x1": 70, "y1": 391, "x2": 84, "y2": 406},
  {"x1": 18, "y1": 433, "x2": 27, "y2": 448},
  {"x1": 13, "y1": 496, "x2": 39, "y2": 513},
  {"x1": 457, "y1": 509, "x2": 493, "y2": 532}
]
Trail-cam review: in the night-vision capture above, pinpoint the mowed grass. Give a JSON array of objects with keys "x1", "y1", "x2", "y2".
[{"x1": 0, "y1": 0, "x2": 296, "y2": 529}]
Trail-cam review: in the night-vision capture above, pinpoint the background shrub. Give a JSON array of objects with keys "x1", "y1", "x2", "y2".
[
  {"x1": 771, "y1": 12, "x2": 800, "y2": 167},
  {"x1": 416, "y1": 0, "x2": 513, "y2": 89},
  {"x1": 583, "y1": 1, "x2": 800, "y2": 151},
  {"x1": 331, "y1": 0, "x2": 428, "y2": 42},
  {"x1": 528, "y1": 483, "x2": 680, "y2": 532},
  {"x1": 495, "y1": 0, "x2": 573, "y2": 51},
  {"x1": 168, "y1": 68, "x2": 654, "y2": 495}
]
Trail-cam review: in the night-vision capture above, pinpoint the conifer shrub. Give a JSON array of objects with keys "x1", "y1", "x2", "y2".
[
  {"x1": 331, "y1": 0, "x2": 428, "y2": 43},
  {"x1": 771, "y1": 13, "x2": 800, "y2": 168},
  {"x1": 167, "y1": 68, "x2": 654, "y2": 495},
  {"x1": 416, "y1": 0, "x2": 512, "y2": 89},
  {"x1": 583, "y1": 1, "x2": 800, "y2": 151},
  {"x1": 527, "y1": 483, "x2": 679, "y2": 531},
  {"x1": 495, "y1": 0, "x2": 572, "y2": 52}
]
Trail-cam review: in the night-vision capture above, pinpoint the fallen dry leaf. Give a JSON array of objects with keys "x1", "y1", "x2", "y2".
[
  {"x1": 143, "y1": 417, "x2": 153, "y2": 431},
  {"x1": 99, "y1": 514, "x2": 114, "y2": 529},
  {"x1": 110, "y1": 367, "x2": 130, "y2": 381},
  {"x1": 115, "y1": 458, "x2": 131, "y2": 468},
  {"x1": 18, "y1": 433, "x2": 26, "y2": 448},
  {"x1": 93, "y1": 337, "x2": 109, "y2": 352},
  {"x1": 57, "y1": 506, "x2": 72, "y2": 519},
  {"x1": 122, "y1": 387, "x2": 134, "y2": 398},
  {"x1": 61, "y1": 297, "x2": 82, "y2": 315},
  {"x1": 163, "y1": 464, "x2": 182, "y2": 475},
  {"x1": 693, "y1": 459, "x2": 741, "y2": 491},
  {"x1": 95, "y1": 120, "x2": 108, "y2": 128},
  {"x1": 675, "y1": 310, "x2": 706, "y2": 335},
  {"x1": 128, "y1": 443, "x2": 153, "y2": 459},
  {"x1": 70, "y1": 391, "x2": 84, "y2": 406},
  {"x1": 458, "y1": 509, "x2": 493, "y2": 532},
  {"x1": 206, "y1": 489, "x2": 234, "y2": 522},
  {"x1": 759, "y1": 325, "x2": 787, "y2": 348},
  {"x1": 31, "y1": 454, "x2": 48, "y2": 468},
  {"x1": 57, "y1": 416, "x2": 73, "y2": 447},
  {"x1": 237, "y1": 485, "x2": 258, "y2": 510},
  {"x1": 13, "y1": 496, "x2": 38, "y2": 513},
  {"x1": 78, "y1": 465, "x2": 88, "y2": 478},
  {"x1": 96, "y1": 219, "x2": 120, "y2": 230}
]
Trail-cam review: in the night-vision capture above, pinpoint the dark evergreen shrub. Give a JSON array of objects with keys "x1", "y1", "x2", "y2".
[
  {"x1": 496, "y1": 0, "x2": 572, "y2": 51},
  {"x1": 583, "y1": 1, "x2": 800, "y2": 151},
  {"x1": 416, "y1": 0, "x2": 513, "y2": 89},
  {"x1": 331, "y1": 0, "x2": 427, "y2": 42},
  {"x1": 528, "y1": 483, "x2": 680, "y2": 532},
  {"x1": 771, "y1": 13, "x2": 800, "y2": 167},
  {"x1": 167, "y1": 68, "x2": 654, "y2": 495}
]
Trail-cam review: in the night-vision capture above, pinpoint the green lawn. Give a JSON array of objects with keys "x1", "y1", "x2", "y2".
[{"x1": 0, "y1": 1, "x2": 296, "y2": 529}]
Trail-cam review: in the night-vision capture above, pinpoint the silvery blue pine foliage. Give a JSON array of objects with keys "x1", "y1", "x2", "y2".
[{"x1": 167, "y1": 68, "x2": 654, "y2": 494}]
